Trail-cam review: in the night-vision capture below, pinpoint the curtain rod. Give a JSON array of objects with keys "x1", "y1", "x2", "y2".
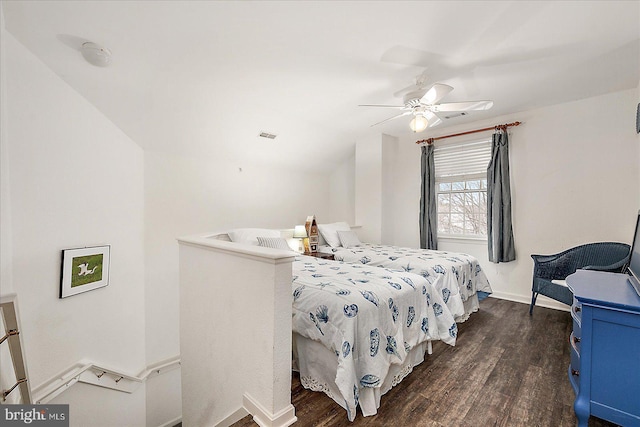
[{"x1": 415, "y1": 121, "x2": 521, "y2": 145}]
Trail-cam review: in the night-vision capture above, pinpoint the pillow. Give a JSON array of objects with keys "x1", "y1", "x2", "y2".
[
  {"x1": 257, "y1": 237, "x2": 293, "y2": 251},
  {"x1": 317, "y1": 231, "x2": 327, "y2": 246},
  {"x1": 228, "y1": 228, "x2": 280, "y2": 246},
  {"x1": 337, "y1": 230, "x2": 361, "y2": 249},
  {"x1": 318, "y1": 222, "x2": 351, "y2": 248}
]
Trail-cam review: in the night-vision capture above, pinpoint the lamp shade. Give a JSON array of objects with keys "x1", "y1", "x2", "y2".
[
  {"x1": 410, "y1": 114, "x2": 429, "y2": 132},
  {"x1": 293, "y1": 225, "x2": 308, "y2": 238}
]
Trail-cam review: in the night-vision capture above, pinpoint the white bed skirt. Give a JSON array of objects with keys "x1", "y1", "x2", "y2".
[
  {"x1": 457, "y1": 293, "x2": 480, "y2": 323},
  {"x1": 292, "y1": 333, "x2": 430, "y2": 420},
  {"x1": 291, "y1": 291, "x2": 482, "y2": 420}
]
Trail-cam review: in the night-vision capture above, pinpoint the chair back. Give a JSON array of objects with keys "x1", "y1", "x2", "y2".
[{"x1": 552, "y1": 242, "x2": 630, "y2": 278}]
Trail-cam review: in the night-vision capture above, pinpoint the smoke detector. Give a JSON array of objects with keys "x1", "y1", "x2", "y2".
[{"x1": 80, "y1": 42, "x2": 112, "y2": 67}]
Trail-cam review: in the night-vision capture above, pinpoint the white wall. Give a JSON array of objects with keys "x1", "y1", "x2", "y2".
[
  {"x1": 354, "y1": 134, "x2": 400, "y2": 243},
  {"x1": 3, "y1": 29, "x2": 147, "y2": 427},
  {"x1": 355, "y1": 135, "x2": 382, "y2": 243},
  {"x1": 143, "y1": 150, "x2": 331, "y2": 423},
  {"x1": 381, "y1": 134, "x2": 398, "y2": 245},
  {"x1": 0, "y1": 2, "x2": 13, "y2": 296},
  {"x1": 329, "y1": 151, "x2": 356, "y2": 225},
  {"x1": 389, "y1": 89, "x2": 640, "y2": 308},
  {"x1": 144, "y1": 150, "x2": 331, "y2": 360}
]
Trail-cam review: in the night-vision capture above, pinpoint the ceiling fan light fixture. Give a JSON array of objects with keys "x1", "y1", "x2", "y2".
[{"x1": 410, "y1": 114, "x2": 429, "y2": 132}]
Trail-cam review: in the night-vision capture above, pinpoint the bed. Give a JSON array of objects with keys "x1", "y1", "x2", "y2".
[
  {"x1": 220, "y1": 228, "x2": 458, "y2": 421},
  {"x1": 317, "y1": 223, "x2": 493, "y2": 322},
  {"x1": 291, "y1": 255, "x2": 457, "y2": 420}
]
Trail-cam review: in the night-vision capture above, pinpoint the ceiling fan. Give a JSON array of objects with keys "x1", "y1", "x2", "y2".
[{"x1": 360, "y1": 82, "x2": 493, "y2": 132}]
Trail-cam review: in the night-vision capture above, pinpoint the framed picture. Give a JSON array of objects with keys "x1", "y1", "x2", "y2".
[{"x1": 60, "y1": 245, "x2": 110, "y2": 298}]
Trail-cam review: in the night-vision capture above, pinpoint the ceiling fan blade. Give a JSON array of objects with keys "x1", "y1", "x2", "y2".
[
  {"x1": 392, "y1": 69, "x2": 430, "y2": 97},
  {"x1": 393, "y1": 83, "x2": 420, "y2": 98},
  {"x1": 433, "y1": 100, "x2": 494, "y2": 112},
  {"x1": 424, "y1": 111, "x2": 443, "y2": 128},
  {"x1": 420, "y1": 83, "x2": 454, "y2": 104},
  {"x1": 370, "y1": 111, "x2": 412, "y2": 127},
  {"x1": 359, "y1": 104, "x2": 406, "y2": 109}
]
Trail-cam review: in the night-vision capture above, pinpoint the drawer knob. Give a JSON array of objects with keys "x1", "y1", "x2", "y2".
[
  {"x1": 571, "y1": 369, "x2": 580, "y2": 377},
  {"x1": 572, "y1": 335, "x2": 581, "y2": 344},
  {"x1": 574, "y1": 306, "x2": 581, "y2": 313}
]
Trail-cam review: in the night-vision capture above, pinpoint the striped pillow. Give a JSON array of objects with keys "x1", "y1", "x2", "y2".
[
  {"x1": 228, "y1": 228, "x2": 280, "y2": 245},
  {"x1": 257, "y1": 237, "x2": 293, "y2": 251}
]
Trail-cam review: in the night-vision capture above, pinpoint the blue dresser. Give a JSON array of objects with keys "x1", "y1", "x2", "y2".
[{"x1": 566, "y1": 270, "x2": 640, "y2": 427}]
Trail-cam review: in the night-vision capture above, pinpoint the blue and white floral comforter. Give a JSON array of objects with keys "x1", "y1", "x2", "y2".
[
  {"x1": 323, "y1": 244, "x2": 492, "y2": 321},
  {"x1": 292, "y1": 255, "x2": 456, "y2": 420}
]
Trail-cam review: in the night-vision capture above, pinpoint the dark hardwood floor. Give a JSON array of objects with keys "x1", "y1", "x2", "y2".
[{"x1": 232, "y1": 298, "x2": 618, "y2": 427}]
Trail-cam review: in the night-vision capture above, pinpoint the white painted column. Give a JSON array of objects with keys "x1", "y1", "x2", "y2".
[
  {"x1": 178, "y1": 235, "x2": 297, "y2": 427},
  {"x1": 355, "y1": 136, "x2": 382, "y2": 243},
  {"x1": 355, "y1": 134, "x2": 398, "y2": 245}
]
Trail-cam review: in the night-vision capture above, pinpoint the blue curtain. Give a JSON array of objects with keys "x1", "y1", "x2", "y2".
[
  {"x1": 420, "y1": 145, "x2": 437, "y2": 250},
  {"x1": 487, "y1": 130, "x2": 516, "y2": 262}
]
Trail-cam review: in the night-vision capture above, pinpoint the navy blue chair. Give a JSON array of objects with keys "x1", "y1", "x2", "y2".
[{"x1": 529, "y1": 242, "x2": 630, "y2": 315}]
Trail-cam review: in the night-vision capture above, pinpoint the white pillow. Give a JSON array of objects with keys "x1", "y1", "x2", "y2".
[
  {"x1": 318, "y1": 222, "x2": 351, "y2": 248},
  {"x1": 228, "y1": 228, "x2": 280, "y2": 246},
  {"x1": 337, "y1": 230, "x2": 361, "y2": 249},
  {"x1": 317, "y1": 232, "x2": 326, "y2": 246},
  {"x1": 257, "y1": 237, "x2": 293, "y2": 251}
]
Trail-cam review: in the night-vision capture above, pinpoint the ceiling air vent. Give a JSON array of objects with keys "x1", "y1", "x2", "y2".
[
  {"x1": 443, "y1": 112, "x2": 468, "y2": 120},
  {"x1": 258, "y1": 132, "x2": 277, "y2": 139}
]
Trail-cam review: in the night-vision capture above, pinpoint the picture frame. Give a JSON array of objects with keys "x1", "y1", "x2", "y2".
[{"x1": 60, "y1": 245, "x2": 110, "y2": 298}]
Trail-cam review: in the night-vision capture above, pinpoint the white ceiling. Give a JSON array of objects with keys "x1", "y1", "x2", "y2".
[{"x1": 3, "y1": 1, "x2": 639, "y2": 172}]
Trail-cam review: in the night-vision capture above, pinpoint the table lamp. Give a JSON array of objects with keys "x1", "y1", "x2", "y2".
[{"x1": 293, "y1": 225, "x2": 308, "y2": 253}]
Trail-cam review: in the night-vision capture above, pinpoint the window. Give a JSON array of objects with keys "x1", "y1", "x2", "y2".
[
  {"x1": 434, "y1": 138, "x2": 491, "y2": 238},
  {"x1": 437, "y1": 178, "x2": 487, "y2": 236}
]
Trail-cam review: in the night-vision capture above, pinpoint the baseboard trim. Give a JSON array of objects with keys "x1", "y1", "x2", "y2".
[
  {"x1": 489, "y1": 291, "x2": 571, "y2": 312},
  {"x1": 158, "y1": 416, "x2": 182, "y2": 427},
  {"x1": 216, "y1": 408, "x2": 249, "y2": 427},
  {"x1": 243, "y1": 394, "x2": 297, "y2": 427}
]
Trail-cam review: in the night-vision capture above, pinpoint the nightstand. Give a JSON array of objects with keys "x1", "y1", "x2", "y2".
[{"x1": 306, "y1": 252, "x2": 334, "y2": 261}]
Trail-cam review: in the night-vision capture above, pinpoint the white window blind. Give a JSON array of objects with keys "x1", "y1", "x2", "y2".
[
  {"x1": 434, "y1": 138, "x2": 492, "y2": 179},
  {"x1": 434, "y1": 137, "x2": 492, "y2": 238}
]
